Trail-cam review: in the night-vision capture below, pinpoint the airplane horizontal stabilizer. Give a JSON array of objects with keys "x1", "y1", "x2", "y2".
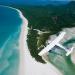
[{"x1": 66, "y1": 46, "x2": 74, "y2": 56}]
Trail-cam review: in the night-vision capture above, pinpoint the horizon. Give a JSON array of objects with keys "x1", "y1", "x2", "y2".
[{"x1": 0, "y1": 0, "x2": 72, "y2": 6}]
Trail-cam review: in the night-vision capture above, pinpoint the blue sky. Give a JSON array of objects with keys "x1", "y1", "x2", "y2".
[{"x1": 0, "y1": 0, "x2": 71, "y2": 5}]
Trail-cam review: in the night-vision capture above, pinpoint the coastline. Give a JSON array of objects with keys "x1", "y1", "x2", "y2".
[{"x1": 17, "y1": 9, "x2": 28, "y2": 75}]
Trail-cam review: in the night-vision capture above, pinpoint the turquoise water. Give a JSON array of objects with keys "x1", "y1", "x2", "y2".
[
  {"x1": 0, "y1": 6, "x2": 22, "y2": 75},
  {"x1": 48, "y1": 39, "x2": 75, "y2": 75},
  {"x1": 0, "y1": 6, "x2": 22, "y2": 47}
]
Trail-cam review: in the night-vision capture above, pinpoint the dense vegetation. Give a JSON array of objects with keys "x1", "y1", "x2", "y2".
[{"x1": 14, "y1": 1, "x2": 75, "y2": 63}]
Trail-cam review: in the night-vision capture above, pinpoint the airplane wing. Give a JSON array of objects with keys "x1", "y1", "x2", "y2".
[
  {"x1": 38, "y1": 32, "x2": 66, "y2": 56},
  {"x1": 38, "y1": 42, "x2": 56, "y2": 56}
]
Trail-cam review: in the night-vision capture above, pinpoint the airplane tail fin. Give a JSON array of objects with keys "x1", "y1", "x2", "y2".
[{"x1": 66, "y1": 46, "x2": 74, "y2": 56}]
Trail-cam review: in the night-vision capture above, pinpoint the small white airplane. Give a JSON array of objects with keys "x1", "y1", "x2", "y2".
[{"x1": 38, "y1": 32, "x2": 74, "y2": 56}]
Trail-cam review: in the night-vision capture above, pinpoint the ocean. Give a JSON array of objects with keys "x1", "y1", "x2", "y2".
[
  {"x1": 0, "y1": 5, "x2": 23, "y2": 75},
  {"x1": 0, "y1": 6, "x2": 22, "y2": 47}
]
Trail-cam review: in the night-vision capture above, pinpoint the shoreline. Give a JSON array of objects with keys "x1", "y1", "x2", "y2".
[{"x1": 18, "y1": 9, "x2": 28, "y2": 75}]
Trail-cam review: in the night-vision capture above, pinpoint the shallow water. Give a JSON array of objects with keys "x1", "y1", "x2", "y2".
[{"x1": 0, "y1": 6, "x2": 22, "y2": 75}]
